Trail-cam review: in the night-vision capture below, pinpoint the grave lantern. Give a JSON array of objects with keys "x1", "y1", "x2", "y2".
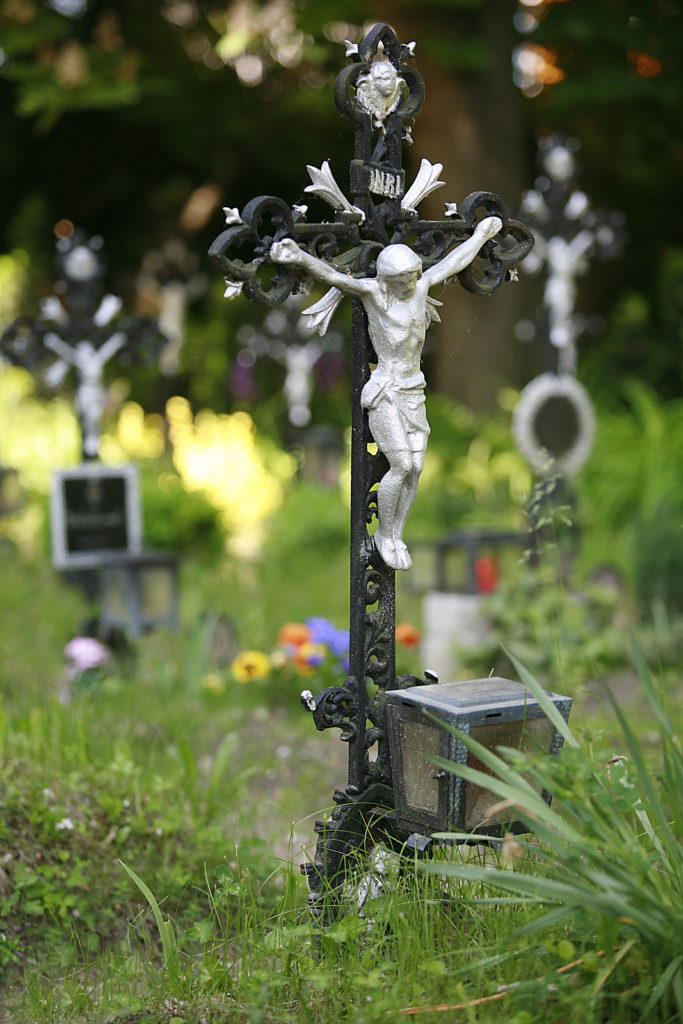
[
  {"x1": 299, "y1": 424, "x2": 344, "y2": 487},
  {"x1": 98, "y1": 551, "x2": 179, "y2": 638},
  {"x1": 410, "y1": 527, "x2": 527, "y2": 595},
  {"x1": 412, "y1": 527, "x2": 527, "y2": 687},
  {"x1": 385, "y1": 677, "x2": 571, "y2": 837}
]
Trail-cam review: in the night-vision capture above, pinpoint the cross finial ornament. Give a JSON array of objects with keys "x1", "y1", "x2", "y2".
[{"x1": 209, "y1": 23, "x2": 534, "y2": 927}]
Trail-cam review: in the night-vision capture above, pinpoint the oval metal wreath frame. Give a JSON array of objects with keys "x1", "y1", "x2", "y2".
[{"x1": 512, "y1": 372, "x2": 596, "y2": 478}]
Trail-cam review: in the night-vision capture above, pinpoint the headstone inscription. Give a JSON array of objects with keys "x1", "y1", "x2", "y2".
[
  {"x1": 209, "y1": 24, "x2": 534, "y2": 926},
  {"x1": 50, "y1": 462, "x2": 142, "y2": 570}
]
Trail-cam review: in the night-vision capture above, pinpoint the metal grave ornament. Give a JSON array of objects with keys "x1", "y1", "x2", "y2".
[
  {"x1": 209, "y1": 23, "x2": 536, "y2": 926},
  {"x1": 512, "y1": 371, "x2": 596, "y2": 479},
  {"x1": 0, "y1": 230, "x2": 166, "y2": 460},
  {"x1": 512, "y1": 136, "x2": 624, "y2": 479},
  {"x1": 234, "y1": 295, "x2": 345, "y2": 429}
]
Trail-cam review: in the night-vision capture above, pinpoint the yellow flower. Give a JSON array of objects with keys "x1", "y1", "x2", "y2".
[
  {"x1": 201, "y1": 671, "x2": 226, "y2": 695},
  {"x1": 231, "y1": 650, "x2": 271, "y2": 683}
]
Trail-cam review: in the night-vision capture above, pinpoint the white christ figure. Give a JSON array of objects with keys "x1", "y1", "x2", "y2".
[
  {"x1": 270, "y1": 215, "x2": 502, "y2": 570},
  {"x1": 541, "y1": 231, "x2": 594, "y2": 373},
  {"x1": 43, "y1": 331, "x2": 126, "y2": 457}
]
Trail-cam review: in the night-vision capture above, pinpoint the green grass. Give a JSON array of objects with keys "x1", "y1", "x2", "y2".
[{"x1": 1, "y1": 538, "x2": 681, "y2": 1023}]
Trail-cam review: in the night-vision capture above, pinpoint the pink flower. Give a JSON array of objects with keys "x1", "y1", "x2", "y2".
[{"x1": 64, "y1": 636, "x2": 110, "y2": 679}]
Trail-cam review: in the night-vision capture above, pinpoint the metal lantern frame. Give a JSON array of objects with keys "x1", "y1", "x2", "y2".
[
  {"x1": 385, "y1": 677, "x2": 572, "y2": 837},
  {"x1": 99, "y1": 550, "x2": 179, "y2": 638}
]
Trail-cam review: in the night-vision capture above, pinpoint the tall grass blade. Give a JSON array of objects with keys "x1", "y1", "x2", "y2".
[
  {"x1": 640, "y1": 953, "x2": 683, "y2": 1019},
  {"x1": 119, "y1": 859, "x2": 179, "y2": 977},
  {"x1": 503, "y1": 645, "x2": 579, "y2": 747}
]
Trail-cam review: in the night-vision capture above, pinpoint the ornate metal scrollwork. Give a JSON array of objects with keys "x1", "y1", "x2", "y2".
[{"x1": 301, "y1": 678, "x2": 358, "y2": 742}]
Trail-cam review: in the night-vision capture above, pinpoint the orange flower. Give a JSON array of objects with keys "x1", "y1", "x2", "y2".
[
  {"x1": 277, "y1": 622, "x2": 311, "y2": 649},
  {"x1": 293, "y1": 642, "x2": 327, "y2": 675},
  {"x1": 396, "y1": 621, "x2": 420, "y2": 648}
]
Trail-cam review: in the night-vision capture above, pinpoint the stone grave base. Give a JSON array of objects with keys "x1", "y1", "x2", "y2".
[{"x1": 421, "y1": 591, "x2": 492, "y2": 683}]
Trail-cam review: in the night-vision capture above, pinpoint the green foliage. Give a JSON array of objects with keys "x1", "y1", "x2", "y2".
[
  {"x1": 576, "y1": 382, "x2": 683, "y2": 613},
  {"x1": 0, "y1": 548, "x2": 88, "y2": 698},
  {"x1": 464, "y1": 565, "x2": 630, "y2": 692},
  {"x1": 262, "y1": 478, "x2": 348, "y2": 566},
  {"x1": 581, "y1": 247, "x2": 683, "y2": 404},
  {"x1": 411, "y1": 391, "x2": 531, "y2": 536},
  {"x1": 119, "y1": 860, "x2": 179, "y2": 979},
  {"x1": 0, "y1": 529, "x2": 681, "y2": 1022},
  {"x1": 425, "y1": 646, "x2": 683, "y2": 1021},
  {"x1": 140, "y1": 462, "x2": 226, "y2": 560}
]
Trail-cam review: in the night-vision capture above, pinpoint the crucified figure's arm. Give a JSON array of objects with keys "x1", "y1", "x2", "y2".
[
  {"x1": 269, "y1": 239, "x2": 373, "y2": 298},
  {"x1": 43, "y1": 331, "x2": 78, "y2": 364},
  {"x1": 422, "y1": 215, "x2": 502, "y2": 289},
  {"x1": 95, "y1": 330, "x2": 126, "y2": 366}
]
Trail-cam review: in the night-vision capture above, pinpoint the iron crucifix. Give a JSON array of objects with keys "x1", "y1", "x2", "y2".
[
  {"x1": 0, "y1": 231, "x2": 166, "y2": 461},
  {"x1": 209, "y1": 22, "x2": 533, "y2": 923}
]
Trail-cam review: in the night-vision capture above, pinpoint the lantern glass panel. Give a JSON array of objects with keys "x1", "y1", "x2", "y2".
[
  {"x1": 465, "y1": 716, "x2": 556, "y2": 828},
  {"x1": 442, "y1": 546, "x2": 467, "y2": 591},
  {"x1": 398, "y1": 719, "x2": 442, "y2": 814},
  {"x1": 139, "y1": 566, "x2": 174, "y2": 619},
  {"x1": 103, "y1": 567, "x2": 128, "y2": 620},
  {"x1": 408, "y1": 545, "x2": 435, "y2": 592}
]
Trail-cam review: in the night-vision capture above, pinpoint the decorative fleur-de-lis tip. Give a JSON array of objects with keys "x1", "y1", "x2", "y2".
[
  {"x1": 402, "y1": 159, "x2": 445, "y2": 212},
  {"x1": 405, "y1": 41, "x2": 416, "y2": 57},
  {"x1": 292, "y1": 204, "x2": 308, "y2": 221},
  {"x1": 508, "y1": 268, "x2": 520, "y2": 282},
  {"x1": 305, "y1": 161, "x2": 364, "y2": 219},
  {"x1": 445, "y1": 203, "x2": 459, "y2": 217},
  {"x1": 344, "y1": 40, "x2": 359, "y2": 57},
  {"x1": 223, "y1": 207, "x2": 243, "y2": 225},
  {"x1": 223, "y1": 279, "x2": 244, "y2": 299}
]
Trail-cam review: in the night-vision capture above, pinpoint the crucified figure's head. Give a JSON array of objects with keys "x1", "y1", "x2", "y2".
[{"x1": 376, "y1": 244, "x2": 423, "y2": 300}]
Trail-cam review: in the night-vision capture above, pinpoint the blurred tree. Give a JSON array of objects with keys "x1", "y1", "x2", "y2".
[
  {"x1": 512, "y1": 0, "x2": 683, "y2": 399},
  {"x1": 0, "y1": 0, "x2": 680, "y2": 418}
]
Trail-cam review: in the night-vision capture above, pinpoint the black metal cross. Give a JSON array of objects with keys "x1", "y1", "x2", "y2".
[
  {"x1": 0, "y1": 230, "x2": 165, "y2": 461},
  {"x1": 209, "y1": 23, "x2": 533, "y2": 924}
]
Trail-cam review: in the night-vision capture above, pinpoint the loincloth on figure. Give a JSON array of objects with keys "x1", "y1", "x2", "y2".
[{"x1": 361, "y1": 369, "x2": 430, "y2": 437}]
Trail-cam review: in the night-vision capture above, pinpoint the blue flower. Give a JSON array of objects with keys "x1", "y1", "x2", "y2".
[{"x1": 306, "y1": 617, "x2": 349, "y2": 657}]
